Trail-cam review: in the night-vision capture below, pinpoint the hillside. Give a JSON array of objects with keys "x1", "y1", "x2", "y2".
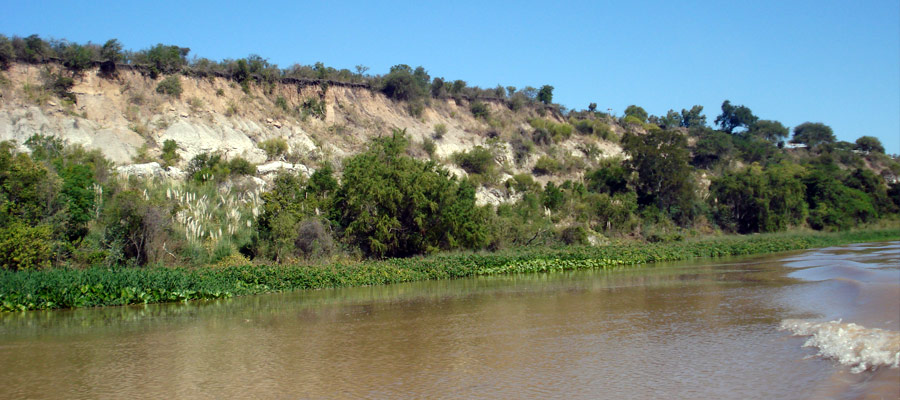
[
  {"x1": 0, "y1": 34, "x2": 898, "y2": 271},
  {"x1": 0, "y1": 62, "x2": 623, "y2": 206}
]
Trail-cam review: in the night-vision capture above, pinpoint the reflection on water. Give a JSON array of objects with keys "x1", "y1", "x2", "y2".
[{"x1": 0, "y1": 243, "x2": 897, "y2": 399}]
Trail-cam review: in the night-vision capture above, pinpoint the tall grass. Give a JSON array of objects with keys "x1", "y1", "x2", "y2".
[
  {"x1": 1, "y1": 229, "x2": 897, "y2": 311},
  {"x1": 136, "y1": 179, "x2": 261, "y2": 265}
]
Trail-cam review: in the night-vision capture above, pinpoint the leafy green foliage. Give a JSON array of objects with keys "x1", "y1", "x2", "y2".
[
  {"x1": 156, "y1": 75, "x2": 182, "y2": 98},
  {"x1": 680, "y1": 105, "x2": 706, "y2": 128},
  {"x1": 533, "y1": 156, "x2": 561, "y2": 175},
  {"x1": 43, "y1": 72, "x2": 76, "y2": 103},
  {"x1": 433, "y1": 123, "x2": 447, "y2": 139},
  {"x1": 854, "y1": 136, "x2": 884, "y2": 154},
  {"x1": 537, "y1": 85, "x2": 554, "y2": 104},
  {"x1": 691, "y1": 130, "x2": 734, "y2": 169},
  {"x1": 101, "y1": 190, "x2": 168, "y2": 266},
  {"x1": 453, "y1": 146, "x2": 494, "y2": 175},
  {"x1": 791, "y1": 122, "x2": 835, "y2": 149},
  {"x1": 0, "y1": 34, "x2": 13, "y2": 70},
  {"x1": 259, "y1": 138, "x2": 288, "y2": 160},
  {"x1": 586, "y1": 160, "x2": 629, "y2": 194},
  {"x1": 804, "y1": 168, "x2": 877, "y2": 230},
  {"x1": 470, "y1": 101, "x2": 490, "y2": 119},
  {"x1": 161, "y1": 139, "x2": 180, "y2": 167},
  {"x1": 710, "y1": 163, "x2": 807, "y2": 233},
  {"x1": 747, "y1": 120, "x2": 789, "y2": 143},
  {"x1": 301, "y1": 97, "x2": 326, "y2": 119},
  {"x1": 623, "y1": 129, "x2": 696, "y2": 224},
  {"x1": 715, "y1": 100, "x2": 758, "y2": 133},
  {"x1": 144, "y1": 43, "x2": 189, "y2": 77},
  {"x1": 4, "y1": 229, "x2": 897, "y2": 311},
  {"x1": 0, "y1": 223, "x2": 54, "y2": 271},
  {"x1": 61, "y1": 43, "x2": 93, "y2": 73},
  {"x1": 333, "y1": 129, "x2": 490, "y2": 257},
  {"x1": 624, "y1": 105, "x2": 648, "y2": 123},
  {"x1": 529, "y1": 118, "x2": 573, "y2": 142},
  {"x1": 186, "y1": 153, "x2": 256, "y2": 183},
  {"x1": 381, "y1": 64, "x2": 429, "y2": 101}
]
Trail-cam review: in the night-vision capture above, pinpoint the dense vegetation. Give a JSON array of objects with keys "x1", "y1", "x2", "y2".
[
  {"x1": 1, "y1": 34, "x2": 899, "y2": 311},
  {"x1": 2, "y1": 229, "x2": 896, "y2": 311},
  {"x1": 0, "y1": 34, "x2": 558, "y2": 111}
]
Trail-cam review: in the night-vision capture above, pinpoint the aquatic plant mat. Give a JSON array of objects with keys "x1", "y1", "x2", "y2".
[{"x1": 2, "y1": 229, "x2": 898, "y2": 311}]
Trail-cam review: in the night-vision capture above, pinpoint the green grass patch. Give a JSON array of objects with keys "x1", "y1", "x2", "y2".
[{"x1": 1, "y1": 229, "x2": 897, "y2": 311}]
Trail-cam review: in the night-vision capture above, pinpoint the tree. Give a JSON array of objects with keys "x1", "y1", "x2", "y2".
[
  {"x1": 747, "y1": 120, "x2": 789, "y2": 143},
  {"x1": 692, "y1": 130, "x2": 734, "y2": 169},
  {"x1": 715, "y1": 100, "x2": 758, "y2": 133},
  {"x1": 144, "y1": 43, "x2": 189, "y2": 77},
  {"x1": 61, "y1": 43, "x2": 93, "y2": 73},
  {"x1": 381, "y1": 64, "x2": 427, "y2": 101},
  {"x1": 791, "y1": 122, "x2": 835, "y2": 149},
  {"x1": 661, "y1": 110, "x2": 682, "y2": 128},
  {"x1": 100, "y1": 39, "x2": 123, "y2": 63},
  {"x1": 624, "y1": 105, "x2": 648, "y2": 123},
  {"x1": 333, "y1": 129, "x2": 490, "y2": 257},
  {"x1": 803, "y1": 168, "x2": 876, "y2": 230},
  {"x1": 102, "y1": 190, "x2": 168, "y2": 266},
  {"x1": 854, "y1": 136, "x2": 884, "y2": 154},
  {"x1": 0, "y1": 34, "x2": 13, "y2": 70},
  {"x1": 680, "y1": 105, "x2": 706, "y2": 128},
  {"x1": 537, "y1": 85, "x2": 554, "y2": 104},
  {"x1": 622, "y1": 129, "x2": 696, "y2": 224},
  {"x1": 430, "y1": 77, "x2": 445, "y2": 98},
  {"x1": 588, "y1": 103, "x2": 597, "y2": 112},
  {"x1": 710, "y1": 163, "x2": 806, "y2": 233},
  {"x1": 585, "y1": 160, "x2": 629, "y2": 194}
]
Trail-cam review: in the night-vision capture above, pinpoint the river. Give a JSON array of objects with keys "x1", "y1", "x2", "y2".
[{"x1": 0, "y1": 241, "x2": 897, "y2": 399}]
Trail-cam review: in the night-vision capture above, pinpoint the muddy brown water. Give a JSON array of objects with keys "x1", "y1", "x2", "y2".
[{"x1": 1, "y1": 242, "x2": 897, "y2": 399}]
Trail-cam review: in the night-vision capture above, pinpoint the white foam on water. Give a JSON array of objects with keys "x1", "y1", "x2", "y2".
[{"x1": 780, "y1": 319, "x2": 900, "y2": 373}]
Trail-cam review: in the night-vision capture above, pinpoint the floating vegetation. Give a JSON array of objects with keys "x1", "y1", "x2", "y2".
[{"x1": 1, "y1": 229, "x2": 897, "y2": 312}]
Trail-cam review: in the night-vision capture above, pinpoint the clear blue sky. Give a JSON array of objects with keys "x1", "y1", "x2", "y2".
[{"x1": 3, "y1": 0, "x2": 898, "y2": 153}]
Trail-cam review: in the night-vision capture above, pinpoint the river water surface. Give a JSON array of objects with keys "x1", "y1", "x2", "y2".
[{"x1": 1, "y1": 242, "x2": 898, "y2": 399}]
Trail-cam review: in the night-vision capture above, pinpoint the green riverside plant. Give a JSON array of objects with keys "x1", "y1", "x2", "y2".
[{"x1": 1, "y1": 229, "x2": 896, "y2": 312}]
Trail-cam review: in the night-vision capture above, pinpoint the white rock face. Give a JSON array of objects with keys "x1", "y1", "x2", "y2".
[
  {"x1": 256, "y1": 161, "x2": 313, "y2": 179},
  {"x1": 0, "y1": 107, "x2": 144, "y2": 163},
  {"x1": 475, "y1": 186, "x2": 508, "y2": 207},
  {"x1": 117, "y1": 162, "x2": 165, "y2": 178},
  {"x1": 159, "y1": 119, "x2": 266, "y2": 164}
]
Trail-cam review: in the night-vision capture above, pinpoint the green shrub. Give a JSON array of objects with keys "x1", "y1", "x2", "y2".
[
  {"x1": 422, "y1": 137, "x2": 436, "y2": 157},
  {"x1": 144, "y1": 43, "x2": 188, "y2": 77},
  {"x1": 510, "y1": 138, "x2": 534, "y2": 165},
  {"x1": 61, "y1": 44, "x2": 93, "y2": 73},
  {"x1": 275, "y1": 96, "x2": 289, "y2": 112},
  {"x1": 381, "y1": 64, "x2": 429, "y2": 101},
  {"x1": 433, "y1": 123, "x2": 448, "y2": 139},
  {"x1": 407, "y1": 100, "x2": 425, "y2": 117},
  {"x1": 505, "y1": 173, "x2": 539, "y2": 193},
  {"x1": 529, "y1": 118, "x2": 572, "y2": 142},
  {"x1": 43, "y1": 72, "x2": 76, "y2": 103},
  {"x1": 622, "y1": 115, "x2": 645, "y2": 127},
  {"x1": 156, "y1": 76, "x2": 182, "y2": 98},
  {"x1": 0, "y1": 223, "x2": 54, "y2": 271},
  {"x1": 228, "y1": 157, "x2": 256, "y2": 176},
  {"x1": 533, "y1": 156, "x2": 560, "y2": 175},
  {"x1": 161, "y1": 139, "x2": 180, "y2": 167},
  {"x1": 259, "y1": 138, "x2": 288, "y2": 160},
  {"x1": 334, "y1": 129, "x2": 490, "y2": 257},
  {"x1": 301, "y1": 97, "x2": 326, "y2": 119},
  {"x1": 453, "y1": 146, "x2": 495, "y2": 175},
  {"x1": 470, "y1": 101, "x2": 490, "y2": 119},
  {"x1": 559, "y1": 224, "x2": 588, "y2": 245}
]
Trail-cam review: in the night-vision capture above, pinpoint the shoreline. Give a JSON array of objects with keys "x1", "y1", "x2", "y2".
[{"x1": 2, "y1": 229, "x2": 898, "y2": 312}]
